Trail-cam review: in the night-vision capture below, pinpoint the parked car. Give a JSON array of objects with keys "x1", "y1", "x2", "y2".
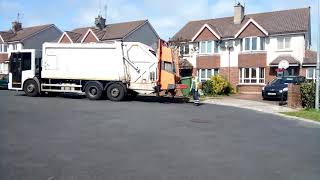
[
  {"x1": 0, "y1": 74, "x2": 8, "y2": 89},
  {"x1": 262, "y1": 76, "x2": 305, "y2": 100}
]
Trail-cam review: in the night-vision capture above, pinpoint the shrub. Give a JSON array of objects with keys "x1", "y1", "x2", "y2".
[
  {"x1": 202, "y1": 75, "x2": 233, "y2": 96},
  {"x1": 202, "y1": 80, "x2": 214, "y2": 96},
  {"x1": 300, "y1": 82, "x2": 316, "y2": 109}
]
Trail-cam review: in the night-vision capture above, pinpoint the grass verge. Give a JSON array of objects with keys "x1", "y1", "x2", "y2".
[{"x1": 281, "y1": 109, "x2": 320, "y2": 122}]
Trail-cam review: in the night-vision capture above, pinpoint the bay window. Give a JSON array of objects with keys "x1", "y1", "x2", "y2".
[
  {"x1": 199, "y1": 68, "x2": 219, "y2": 82},
  {"x1": 306, "y1": 68, "x2": 316, "y2": 82},
  {"x1": 277, "y1": 37, "x2": 291, "y2": 50},
  {"x1": 239, "y1": 67, "x2": 265, "y2": 84},
  {"x1": 199, "y1": 41, "x2": 219, "y2": 54},
  {"x1": 243, "y1": 37, "x2": 265, "y2": 51}
]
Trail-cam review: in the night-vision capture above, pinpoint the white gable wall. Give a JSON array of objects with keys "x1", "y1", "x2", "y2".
[{"x1": 266, "y1": 34, "x2": 305, "y2": 65}]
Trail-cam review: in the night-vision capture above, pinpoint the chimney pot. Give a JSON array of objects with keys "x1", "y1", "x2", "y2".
[
  {"x1": 12, "y1": 21, "x2": 22, "y2": 32},
  {"x1": 95, "y1": 15, "x2": 106, "y2": 30},
  {"x1": 234, "y1": 3, "x2": 245, "y2": 24}
]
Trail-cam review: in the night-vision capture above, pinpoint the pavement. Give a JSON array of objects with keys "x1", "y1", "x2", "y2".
[
  {"x1": 204, "y1": 96, "x2": 296, "y2": 114},
  {"x1": 1, "y1": 90, "x2": 320, "y2": 180}
]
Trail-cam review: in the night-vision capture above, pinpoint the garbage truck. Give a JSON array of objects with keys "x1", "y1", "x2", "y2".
[{"x1": 8, "y1": 40, "x2": 186, "y2": 101}]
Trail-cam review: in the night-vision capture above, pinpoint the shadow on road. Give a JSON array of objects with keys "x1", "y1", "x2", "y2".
[
  {"x1": 125, "y1": 95, "x2": 190, "y2": 104},
  {"x1": 13, "y1": 90, "x2": 190, "y2": 104}
]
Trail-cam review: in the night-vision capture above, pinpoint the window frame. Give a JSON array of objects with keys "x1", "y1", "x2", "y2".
[
  {"x1": 0, "y1": 44, "x2": 8, "y2": 53},
  {"x1": 199, "y1": 41, "x2": 219, "y2": 54},
  {"x1": 239, "y1": 67, "x2": 265, "y2": 84},
  {"x1": 242, "y1": 37, "x2": 265, "y2": 52},
  {"x1": 179, "y1": 43, "x2": 190, "y2": 56},
  {"x1": 277, "y1": 37, "x2": 291, "y2": 50},
  {"x1": 198, "y1": 68, "x2": 219, "y2": 82},
  {"x1": 306, "y1": 68, "x2": 316, "y2": 82}
]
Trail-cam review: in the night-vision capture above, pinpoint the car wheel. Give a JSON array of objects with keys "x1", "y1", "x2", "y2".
[
  {"x1": 107, "y1": 83, "x2": 125, "y2": 101},
  {"x1": 23, "y1": 80, "x2": 39, "y2": 97}
]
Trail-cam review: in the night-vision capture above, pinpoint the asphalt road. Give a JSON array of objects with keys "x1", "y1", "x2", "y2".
[{"x1": 0, "y1": 90, "x2": 320, "y2": 180}]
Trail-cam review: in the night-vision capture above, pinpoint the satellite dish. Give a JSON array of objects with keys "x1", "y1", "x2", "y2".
[{"x1": 278, "y1": 60, "x2": 289, "y2": 69}]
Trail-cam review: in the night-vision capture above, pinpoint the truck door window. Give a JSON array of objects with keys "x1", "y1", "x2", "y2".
[
  {"x1": 21, "y1": 53, "x2": 31, "y2": 70},
  {"x1": 161, "y1": 62, "x2": 176, "y2": 74}
]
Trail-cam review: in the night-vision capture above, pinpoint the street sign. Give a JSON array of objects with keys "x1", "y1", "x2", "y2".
[{"x1": 278, "y1": 60, "x2": 289, "y2": 69}]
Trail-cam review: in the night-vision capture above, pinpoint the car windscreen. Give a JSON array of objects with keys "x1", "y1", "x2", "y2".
[{"x1": 269, "y1": 78, "x2": 283, "y2": 85}]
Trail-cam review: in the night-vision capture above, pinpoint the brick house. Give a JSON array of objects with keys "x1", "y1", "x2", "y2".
[
  {"x1": 0, "y1": 22, "x2": 62, "y2": 78},
  {"x1": 58, "y1": 16, "x2": 159, "y2": 51},
  {"x1": 171, "y1": 3, "x2": 313, "y2": 94}
]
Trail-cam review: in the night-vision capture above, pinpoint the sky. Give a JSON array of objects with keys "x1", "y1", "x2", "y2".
[{"x1": 0, "y1": 0, "x2": 318, "y2": 49}]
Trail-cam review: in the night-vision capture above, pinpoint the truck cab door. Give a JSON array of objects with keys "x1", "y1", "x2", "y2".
[{"x1": 9, "y1": 51, "x2": 33, "y2": 89}]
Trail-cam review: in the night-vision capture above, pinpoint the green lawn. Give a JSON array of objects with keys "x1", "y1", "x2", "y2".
[{"x1": 282, "y1": 109, "x2": 320, "y2": 122}]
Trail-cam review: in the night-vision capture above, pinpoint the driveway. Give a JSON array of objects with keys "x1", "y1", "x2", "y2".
[{"x1": 1, "y1": 90, "x2": 320, "y2": 180}]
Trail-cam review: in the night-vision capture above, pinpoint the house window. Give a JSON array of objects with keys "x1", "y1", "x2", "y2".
[
  {"x1": 243, "y1": 37, "x2": 265, "y2": 51},
  {"x1": 198, "y1": 68, "x2": 219, "y2": 82},
  {"x1": 239, "y1": 67, "x2": 265, "y2": 84},
  {"x1": 277, "y1": 37, "x2": 291, "y2": 50},
  {"x1": 260, "y1": 37, "x2": 265, "y2": 50},
  {"x1": 199, "y1": 41, "x2": 219, "y2": 54},
  {"x1": 0, "y1": 63, "x2": 9, "y2": 74},
  {"x1": 0, "y1": 44, "x2": 8, "y2": 53},
  {"x1": 12, "y1": 44, "x2": 17, "y2": 50},
  {"x1": 306, "y1": 68, "x2": 316, "y2": 82},
  {"x1": 179, "y1": 44, "x2": 189, "y2": 55}
]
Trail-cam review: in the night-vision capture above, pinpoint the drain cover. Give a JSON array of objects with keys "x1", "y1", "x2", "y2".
[{"x1": 190, "y1": 119, "x2": 211, "y2": 123}]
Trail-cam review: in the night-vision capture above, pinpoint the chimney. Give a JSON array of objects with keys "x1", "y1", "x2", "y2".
[
  {"x1": 95, "y1": 15, "x2": 106, "y2": 30},
  {"x1": 234, "y1": 2, "x2": 245, "y2": 24},
  {"x1": 12, "y1": 21, "x2": 22, "y2": 32}
]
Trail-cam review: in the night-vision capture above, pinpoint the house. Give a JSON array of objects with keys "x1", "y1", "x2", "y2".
[
  {"x1": 0, "y1": 21, "x2": 62, "y2": 78},
  {"x1": 303, "y1": 50, "x2": 318, "y2": 82},
  {"x1": 58, "y1": 16, "x2": 160, "y2": 51},
  {"x1": 170, "y1": 3, "x2": 312, "y2": 94}
]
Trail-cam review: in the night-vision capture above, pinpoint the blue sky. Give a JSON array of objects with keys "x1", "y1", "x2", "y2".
[{"x1": 0, "y1": 0, "x2": 318, "y2": 49}]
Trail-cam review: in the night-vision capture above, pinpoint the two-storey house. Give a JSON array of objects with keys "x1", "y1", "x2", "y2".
[
  {"x1": 57, "y1": 15, "x2": 159, "y2": 51},
  {"x1": 0, "y1": 21, "x2": 62, "y2": 78},
  {"x1": 171, "y1": 3, "x2": 312, "y2": 94}
]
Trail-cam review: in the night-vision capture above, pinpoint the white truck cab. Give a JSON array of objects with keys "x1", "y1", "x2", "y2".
[{"x1": 8, "y1": 49, "x2": 42, "y2": 91}]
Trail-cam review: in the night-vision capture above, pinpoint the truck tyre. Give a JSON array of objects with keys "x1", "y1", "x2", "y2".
[
  {"x1": 23, "y1": 80, "x2": 39, "y2": 97},
  {"x1": 85, "y1": 82, "x2": 103, "y2": 100},
  {"x1": 107, "y1": 83, "x2": 125, "y2": 101}
]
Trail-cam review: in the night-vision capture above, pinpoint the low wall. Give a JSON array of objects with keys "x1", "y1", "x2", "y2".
[{"x1": 287, "y1": 84, "x2": 302, "y2": 109}]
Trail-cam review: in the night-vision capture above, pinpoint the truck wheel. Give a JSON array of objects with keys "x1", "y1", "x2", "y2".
[
  {"x1": 85, "y1": 82, "x2": 103, "y2": 100},
  {"x1": 23, "y1": 80, "x2": 39, "y2": 97},
  {"x1": 107, "y1": 83, "x2": 125, "y2": 101}
]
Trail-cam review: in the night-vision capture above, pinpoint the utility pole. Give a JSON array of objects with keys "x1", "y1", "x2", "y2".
[{"x1": 316, "y1": 0, "x2": 320, "y2": 110}]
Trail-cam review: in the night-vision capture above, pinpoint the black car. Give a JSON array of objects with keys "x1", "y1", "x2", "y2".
[{"x1": 262, "y1": 76, "x2": 305, "y2": 100}]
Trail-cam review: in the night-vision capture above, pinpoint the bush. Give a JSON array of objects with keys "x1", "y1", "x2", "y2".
[
  {"x1": 202, "y1": 75, "x2": 233, "y2": 96},
  {"x1": 202, "y1": 80, "x2": 214, "y2": 96},
  {"x1": 300, "y1": 82, "x2": 316, "y2": 109}
]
